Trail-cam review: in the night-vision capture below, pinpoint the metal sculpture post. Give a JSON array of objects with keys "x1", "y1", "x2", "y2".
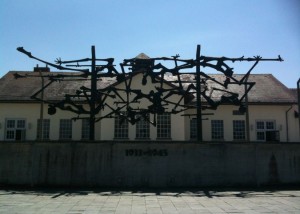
[
  {"x1": 196, "y1": 45, "x2": 202, "y2": 141},
  {"x1": 90, "y1": 46, "x2": 96, "y2": 140}
]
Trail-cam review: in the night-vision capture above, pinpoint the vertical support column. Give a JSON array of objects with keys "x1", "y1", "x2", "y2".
[
  {"x1": 38, "y1": 69, "x2": 44, "y2": 141},
  {"x1": 245, "y1": 81, "x2": 250, "y2": 142},
  {"x1": 90, "y1": 46, "x2": 96, "y2": 140},
  {"x1": 196, "y1": 45, "x2": 203, "y2": 142}
]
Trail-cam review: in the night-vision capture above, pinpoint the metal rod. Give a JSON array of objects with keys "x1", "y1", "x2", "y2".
[
  {"x1": 244, "y1": 76, "x2": 250, "y2": 142},
  {"x1": 65, "y1": 64, "x2": 114, "y2": 67},
  {"x1": 89, "y1": 46, "x2": 96, "y2": 140},
  {"x1": 38, "y1": 69, "x2": 44, "y2": 141},
  {"x1": 196, "y1": 45, "x2": 203, "y2": 142}
]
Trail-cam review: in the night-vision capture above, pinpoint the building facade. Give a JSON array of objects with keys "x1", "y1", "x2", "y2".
[{"x1": 0, "y1": 69, "x2": 299, "y2": 142}]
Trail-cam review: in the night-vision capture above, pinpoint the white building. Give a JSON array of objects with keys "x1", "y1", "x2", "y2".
[{"x1": 0, "y1": 66, "x2": 299, "y2": 142}]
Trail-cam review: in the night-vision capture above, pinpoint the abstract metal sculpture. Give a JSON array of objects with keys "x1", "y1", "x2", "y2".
[{"x1": 15, "y1": 45, "x2": 283, "y2": 140}]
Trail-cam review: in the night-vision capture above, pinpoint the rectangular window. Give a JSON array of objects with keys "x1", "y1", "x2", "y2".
[
  {"x1": 17, "y1": 120, "x2": 25, "y2": 129},
  {"x1": 157, "y1": 113, "x2": 171, "y2": 139},
  {"x1": 257, "y1": 131, "x2": 265, "y2": 141},
  {"x1": 190, "y1": 118, "x2": 197, "y2": 139},
  {"x1": 211, "y1": 120, "x2": 224, "y2": 140},
  {"x1": 7, "y1": 120, "x2": 15, "y2": 129},
  {"x1": 37, "y1": 119, "x2": 50, "y2": 140},
  {"x1": 233, "y1": 120, "x2": 245, "y2": 140},
  {"x1": 114, "y1": 112, "x2": 128, "y2": 139},
  {"x1": 256, "y1": 121, "x2": 264, "y2": 130},
  {"x1": 136, "y1": 114, "x2": 150, "y2": 139},
  {"x1": 5, "y1": 119, "x2": 26, "y2": 141},
  {"x1": 266, "y1": 121, "x2": 274, "y2": 130},
  {"x1": 81, "y1": 119, "x2": 90, "y2": 140},
  {"x1": 59, "y1": 119, "x2": 72, "y2": 140},
  {"x1": 256, "y1": 120, "x2": 276, "y2": 141}
]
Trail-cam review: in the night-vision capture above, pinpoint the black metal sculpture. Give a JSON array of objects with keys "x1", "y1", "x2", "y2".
[{"x1": 15, "y1": 45, "x2": 283, "y2": 141}]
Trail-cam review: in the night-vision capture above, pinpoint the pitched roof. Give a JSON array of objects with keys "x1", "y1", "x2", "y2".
[
  {"x1": 163, "y1": 73, "x2": 297, "y2": 104},
  {"x1": 246, "y1": 74, "x2": 296, "y2": 103},
  {"x1": 0, "y1": 71, "x2": 296, "y2": 104},
  {"x1": 290, "y1": 88, "x2": 298, "y2": 100},
  {"x1": 242, "y1": 74, "x2": 296, "y2": 103},
  {"x1": 0, "y1": 71, "x2": 116, "y2": 102}
]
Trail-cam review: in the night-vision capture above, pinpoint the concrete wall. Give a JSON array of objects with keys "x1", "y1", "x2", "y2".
[{"x1": 0, "y1": 142, "x2": 299, "y2": 187}]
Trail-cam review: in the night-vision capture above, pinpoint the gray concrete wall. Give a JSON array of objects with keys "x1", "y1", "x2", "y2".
[{"x1": 0, "y1": 142, "x2": 299, "y2": 187}]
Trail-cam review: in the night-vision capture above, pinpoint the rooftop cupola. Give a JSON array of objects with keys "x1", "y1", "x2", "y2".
[{"x1": 132, "y1": 53, "x2": 153, "y2": 72}]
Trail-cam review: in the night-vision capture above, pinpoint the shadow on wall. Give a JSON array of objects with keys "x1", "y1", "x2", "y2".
[{"x1": 1, "y1": 186, "x2": 300, "y2": 199}]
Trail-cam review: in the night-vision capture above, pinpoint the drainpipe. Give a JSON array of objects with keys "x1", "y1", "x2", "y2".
[{"x1": 285, "y1": 105, "x2": 293, "y2": 142}]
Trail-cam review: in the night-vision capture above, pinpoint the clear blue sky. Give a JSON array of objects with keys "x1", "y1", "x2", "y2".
[{"x1": 1, "y1": 0, "x2": 299, "y2": 88}]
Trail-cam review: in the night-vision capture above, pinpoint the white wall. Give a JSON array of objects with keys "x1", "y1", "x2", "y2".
[
  {"x1": 0, "y1": 103, "x2": 40, "y2": 141},
  {"x1": 1, "y1": 102, "x2": 299, "y2": 142},
  {"x1": 0, "y1": 103, "x2": 90, "y2": 141},
  {"x1": 249, "y1": 104, "x2": 299, "y2": 142},
  {"x1": 185, "y1": 104, "x2": 299, "y2": 142}
]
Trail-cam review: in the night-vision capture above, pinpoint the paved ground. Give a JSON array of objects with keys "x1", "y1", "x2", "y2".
[{"x1": 0, "y1": 188, "x2": 300, "y2": 214}]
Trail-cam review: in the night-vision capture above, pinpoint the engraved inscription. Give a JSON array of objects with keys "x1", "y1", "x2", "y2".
[{"x1": 125, "y1": 149, "x2": 168, "y2": 157}]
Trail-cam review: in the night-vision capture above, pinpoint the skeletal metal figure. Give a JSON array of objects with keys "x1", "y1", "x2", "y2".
[{"x1": 15, "y1": 45, "x2": 283, "y2": 140}]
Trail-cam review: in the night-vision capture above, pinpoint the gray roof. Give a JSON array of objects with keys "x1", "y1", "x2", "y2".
[
  {"x1": 239, "y1": 74, "x2": 296, "y2": 103},
  {"x1": 163, "y1": 73, "x2": 297, "y2": 104},
  {"x1": 0, "y1": 71, "x2": 296, "y2": 104},
  {"x1": 290, "y1": 88, "x2": 298, "y2": 100},
  {"x1": 0, "y1": 71, "x2": 116, "y2": 102},
  {"x1": 245, "y1": 74, "x2": 296, "y2": 103}
]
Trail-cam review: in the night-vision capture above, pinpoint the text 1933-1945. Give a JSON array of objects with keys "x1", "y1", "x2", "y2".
[{"x1": 125, "y1": 149, "x2": 168, "y2": 157}]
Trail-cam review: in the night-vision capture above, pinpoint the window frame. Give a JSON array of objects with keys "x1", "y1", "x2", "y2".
[
  {"x1": 81, "y1": 119, "x2": 90, "y2": 140},
  {"x1": 211, "y1": 120, "x2": 224, "y2": 140},
  {"x1": 255, "y1": 120, "x2": 276, "y2": 141},
  {"x1": 5, "y1": 118, "x2": 26, "y2": 141},
  {"x1": 136, "y1": 114, "x2": 150, "y2": 139},
  {"x1": 157, "y1": 113, "x2": 171, "y2": 139},
  {"x1": 190, "y1": 118, "x2": 197, "y2": 140},
  {"x1": 233, "y1": 120, "x2": 246, "y2": 140},
  {"x1": 114, "y1": 112, "x2": 129, "y2": 139},
  {"x1": 59, "y1": 119, "x2": 73, "y2": 140},
  {"x1": 37, "y1": 119, "x2": 50, "y2": 140}
]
